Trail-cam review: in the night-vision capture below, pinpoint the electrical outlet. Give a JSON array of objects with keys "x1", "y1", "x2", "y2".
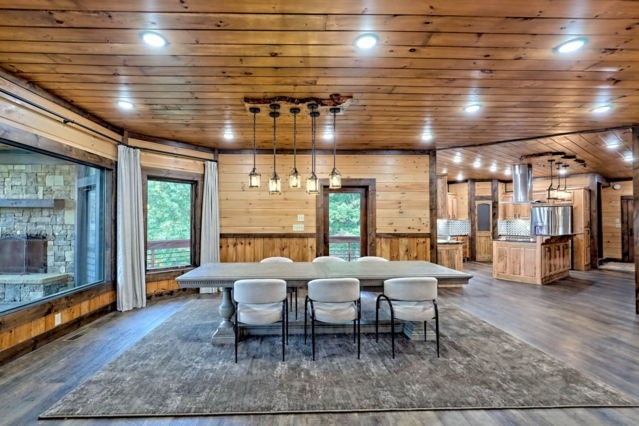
[
  {"x1": 297, "y1": 214, "x2": 305, "y2": 222},
  {"x1": 292, "y1": 224, "x2": 304, "y2": 232},
  {"x1": 54, "y1": 312, "x2": 62, "y2": 326}
]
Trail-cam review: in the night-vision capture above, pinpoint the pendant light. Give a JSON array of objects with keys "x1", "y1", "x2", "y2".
[
  {"x1": 546, "y1": 159, "x2": 558, "y2": 200},
  {"x1": 248, "y1": 107, "x2": 261, "y2": 188},
  {"x1": 306, "y1": 103, "x2": 320, "y2": 195},
  {"x1": 289, "y1": 107, "x2": 301, "y2": 188},
  {"x1": 268, "y1": 103, "x2": 282, "y2": 195},
  {"x1": 328, "y1": 107, "x2": 342, "y2": 189}
]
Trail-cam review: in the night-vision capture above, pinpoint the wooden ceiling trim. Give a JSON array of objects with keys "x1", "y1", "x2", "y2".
[{"x1": 4, "y1": 0, "x2": 639, "y2": 18}]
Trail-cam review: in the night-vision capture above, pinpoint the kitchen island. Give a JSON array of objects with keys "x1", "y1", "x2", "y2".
[
  {"x1": 493, "y1": 236, "x2": 571, "y2": 285},
  {"x1": 437, "y1": 240, "x2": 464, "y2": 271}
]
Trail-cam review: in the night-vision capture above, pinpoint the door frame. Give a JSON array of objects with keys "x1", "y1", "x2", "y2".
[
  {"x1": 316, "y1": 178, "x2": 376, "y2": 257},
  {"x1": 475, "y1": 199, "x2": 493, "y2": 262},
  {"x1": 621, "y1": 195, "x2": 634, "y2": 262}
]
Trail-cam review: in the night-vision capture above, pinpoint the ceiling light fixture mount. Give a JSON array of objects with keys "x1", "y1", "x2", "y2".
[{"x1": 464, "y1": 103, "x2": 481, "y2": 113}]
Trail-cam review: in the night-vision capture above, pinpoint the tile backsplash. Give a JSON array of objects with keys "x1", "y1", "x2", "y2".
[
  {"x1": 498, "y1": 219, "x2": 531, "y2": 236},
  {"x1": 437, "y1": 219, "x2": 470, "y2": 236}
]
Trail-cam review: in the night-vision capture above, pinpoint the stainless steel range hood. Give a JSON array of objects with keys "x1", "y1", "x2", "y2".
[{"x1": 511, "y1": 163, "x2": 532, "y2": 203}]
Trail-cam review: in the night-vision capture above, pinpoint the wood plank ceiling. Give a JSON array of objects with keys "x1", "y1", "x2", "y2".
[{"x1": 0, "y1": 1, "x2": 636, "y2": 179}]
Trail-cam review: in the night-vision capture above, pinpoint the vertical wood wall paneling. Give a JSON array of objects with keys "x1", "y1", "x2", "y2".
[
  {"x1": 491, "y1": 179, "x2": 499, "y2": 240},
  {"x1": 468, "y1": 180, "x2": 477, "y2": 261},
  {"x1": 218, "y1": 153, "x2": 429, "y2": 261},
  {"x1": 633, "y1": 125, "x2": 639, "y2": 314},
  {"x1": 429, "y1": 151, "x2": 438, "y2": 263}
]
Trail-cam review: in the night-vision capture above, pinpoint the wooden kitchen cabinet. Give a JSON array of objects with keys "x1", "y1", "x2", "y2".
[
  {"x1": 493, "y1": 236, "x2": 571, "y2": 284},
  {"x1": 447, "y1": 193, "x2": 458, "y2": 219}
]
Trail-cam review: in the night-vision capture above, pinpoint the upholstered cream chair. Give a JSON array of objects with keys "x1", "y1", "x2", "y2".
[
  {"x1": 375, "y1": 277, "x2": 439, "y2": 358},
  {"x1": 304, "y1": 277, "x2": 361, "y2": 360},
  {"x1": 355, "y1": 256, "x2": 389, "y2": 262},
  {"x1": 232, "y1": 278, "x2": 288, "y2": 363},
  {"x1": 312, "y1": 255, "x2": 347, "y2": 263},
  {"x1": 260, "y1": 256, "x2": 298, "y2": 319}
]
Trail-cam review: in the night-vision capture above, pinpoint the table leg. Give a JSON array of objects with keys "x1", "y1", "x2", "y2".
[{"x1": 211, "y1": 287, "x2": 235, "y2": 344}]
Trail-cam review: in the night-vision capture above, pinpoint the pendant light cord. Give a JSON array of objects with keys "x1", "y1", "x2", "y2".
[
  {"x1": 252, "y1": 110, "x2": 257, "y2": 169},
  {"x1": 272, "y1": 112, "x2": 277, "y2": 171},
  {"x1": 311, "y1": 110, "x2": 316, "y2": 173},
  {"x1": 332, "y1": 108, "x2": 337, "y2": 169},
  {"x1": 292, "y1": 111, "x2": 297, "y2": 169}
]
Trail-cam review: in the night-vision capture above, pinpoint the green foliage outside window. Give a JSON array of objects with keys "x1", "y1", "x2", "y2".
[{"x1": 329, "y1": 192, "x2": 360, "y2": 236}]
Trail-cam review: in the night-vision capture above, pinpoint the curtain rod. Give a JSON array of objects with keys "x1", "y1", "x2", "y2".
[{"x1": 0, "y1": 86, "x2": 215, "y2": 163}]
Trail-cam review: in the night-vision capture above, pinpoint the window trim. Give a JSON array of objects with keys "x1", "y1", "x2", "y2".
[{"x1": 142, "y1": 167, "x2": 203, "y2": 275}]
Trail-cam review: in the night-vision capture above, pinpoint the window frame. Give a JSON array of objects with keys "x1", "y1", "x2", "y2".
[
  {"x1": 0, "y1": 136, "x2": 114, "y2": 316},
  {"x1": 142, "y1": 168, "x2": 203, "y2": 275}
]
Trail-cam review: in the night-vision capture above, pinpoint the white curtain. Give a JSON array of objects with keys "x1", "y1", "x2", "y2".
[
  {"x1": 116, "y1": 145, "x2": 146, "y2": 311},
  {"x1": 200, "y1": 161, "x2": 220, "y2": 293}
]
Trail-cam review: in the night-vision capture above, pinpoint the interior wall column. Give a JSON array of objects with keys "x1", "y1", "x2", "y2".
[
  {"x1": 468, "y1": 180, "x2": 476, "y2": 261},
  {"x1": 429, "y1": 151, "x2": 438, "y2": 264},
  {"x1": 632, "y1": 125, "x2": 639, "y2": 315}
]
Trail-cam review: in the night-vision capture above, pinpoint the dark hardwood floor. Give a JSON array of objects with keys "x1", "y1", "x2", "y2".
[{"x1": 1, "y1": 263, "x2": 638, "y2": 425}]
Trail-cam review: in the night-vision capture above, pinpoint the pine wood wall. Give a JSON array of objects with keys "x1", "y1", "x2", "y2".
[
  {"x1": 218, "y1": 152, "x2": 431, "y2": 261},
  {"x1": 602, "y1": 180, "x2": 633, "y2": 260}
]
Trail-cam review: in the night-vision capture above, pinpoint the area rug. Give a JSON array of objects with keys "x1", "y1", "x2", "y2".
[{"x1": 40, "y1": 296, "x2": 638, "y2": 418}]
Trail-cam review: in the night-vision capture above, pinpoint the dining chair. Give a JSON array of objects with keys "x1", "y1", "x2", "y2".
[
  {"x1": 355, "y1": 256, "x2": 389, "y2": 262},
  {"x1": 312, "y1": 255, "x2": 347, "y2": 263},
  {"x1": 260, "y1": 256, "x2": 298, "y2": 319},
  {"x1": 232, "y1": 278, "x2": 288, "y2": 363},
  {"x1": 375, "y1": 277, "x2": 439, "y2": 358},
  {"x1": 304, "y1": 277, "x2": 361, "y2": 361}
]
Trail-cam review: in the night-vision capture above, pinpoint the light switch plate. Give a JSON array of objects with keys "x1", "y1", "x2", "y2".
[
  {"x1": 297, "y1": 214, "x2": 305, "y2": 222},
  {"x1": 54, "y1": 312, "x2": 62, "y2": 326},
  {"x1": 292, "y1": 224, "x2": 304, "y2": 231}
]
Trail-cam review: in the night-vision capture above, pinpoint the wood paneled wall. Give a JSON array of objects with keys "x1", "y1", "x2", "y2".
[
  {"x1": 218, "y1": 153, "x2": 430, "y2": 234},
  {"x1": 602, "y1": 180, "x2": 633, "y2": 260},
  {"x1": 217, "y1": 153, "x2": 431, "y2": 260}
]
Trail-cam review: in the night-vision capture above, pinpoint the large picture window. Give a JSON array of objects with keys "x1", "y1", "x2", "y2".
[
  {"x1": 0, "y1": 142, "x2": 108, "y2": 314},
  {"x1": 145, "y1": 177, "x2": 198, "y2": 270}
]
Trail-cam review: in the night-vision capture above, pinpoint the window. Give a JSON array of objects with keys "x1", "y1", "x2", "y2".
[
  {"x1": 0, "y1": 142, "x2": 108, "y2": 314},
  {"x1": 145, "y1": 178, "x2": 195, "y2": 270}
]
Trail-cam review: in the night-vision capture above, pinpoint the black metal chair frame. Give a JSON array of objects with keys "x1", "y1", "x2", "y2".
[
  {"x1": 304, "y1": 295, "x2": 361, "y2": 361},
  {"x1": 287, "y1": 287, "x2": 298, "y2": 320},
  {"x1": 375, "y1": 294, "x2": 439, "y2": 358},
  {"x1": 232, "y1": 291, "x2": 289, "y2": 363}
]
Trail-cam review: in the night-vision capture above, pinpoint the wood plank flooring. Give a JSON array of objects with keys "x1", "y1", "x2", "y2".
[{"x1": 1, "y1": 263, "x2": 638, "y2": 425}]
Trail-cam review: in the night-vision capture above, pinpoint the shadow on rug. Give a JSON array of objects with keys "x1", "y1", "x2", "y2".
[{"x1": 41, "y1": 296, "x2": 638, "y2": 418}]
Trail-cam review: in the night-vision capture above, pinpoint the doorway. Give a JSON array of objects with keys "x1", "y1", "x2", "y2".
[
  {"x1": 621, "y1": 196, "x2": 634, "y2": 262},
  {"x1": 475, "y1": 201, "x2": 493, "y2": 261},
  {"x1": 317, "y1": 179, "x2": 376, "y2": 260}
]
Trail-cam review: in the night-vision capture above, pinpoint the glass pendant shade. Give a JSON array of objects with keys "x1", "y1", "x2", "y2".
[
  {"x1": 268, "y1": 103, "x2": 282, "y2": 195},
  {"x1": 328, "y1": 107, "x2": 342, "y2": 189},
  {"x1": 289, "y1": 107, "x2": 302, "y2": 188},
  {"x1": 248, "y1": 107, "x2": 261, "y2": 188},
  {"x1": 306, "y1": 172, "x2": 319, "y2": 194},
  {"x1": 289, "y1": 168, "x2": 301, "y2": 188},
  {"x1": 269, "y1": 172, "x2": 282, "y2": 194},
  {"x1": 249, "y1": 168, "x2": 261, "y2": 188}
]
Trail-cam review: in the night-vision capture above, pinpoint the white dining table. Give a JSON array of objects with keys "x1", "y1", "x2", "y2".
[{"x1": 177, "y1": 260, "x2": 472, "y2": 343}]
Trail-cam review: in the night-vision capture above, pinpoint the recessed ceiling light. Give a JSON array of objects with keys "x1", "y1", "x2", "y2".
[
  {"x1": 453, "y1": 153, "x2": 462, "y2": 163},
  {"x1": 489, "y1": 163, "x2": 497, "y2": 172},
  {"x1": 441, "y1": 168, "x2": 448, "y2": 174},
  {"x1": 323, "y1": 131, "x2": 333, "y2": 141},
  {"x1": 591, "y1": 104, "x2": 612, "y2": 114},
  {"x1": 421, "y1": 132, "x2": 433, "y2": 142},
  {"x1": 355, "y1": 33, "x2": 379, "y2": 49},
  {"x1": 623, "y1": 151, "x2": 634, "y2": 162},
  {"x1": 456, "y1": 172, "x2": 464, "y2": 181},
  {"x1": 604, "y1": 136, "x2": 621, "y2": 149},
  {"x1": 472, "y1": 158, "x2": 482, "y2": 168},
  {"x1": 504, "y1": 167, "x2": 511, "y2": 176},
  {"x1": 116, "y1": 99, "x2": 134, "y2": 110},
  {"x1": 464, "y1": 103, "x2": 481, "y2": 113},
  {"x1": 140, "y1": 31, "x2": 168, "y2": 48},
  {"x1": 223, "y1": 129, "x2": 234, "y2": 140},
  {"x1": 554, "y1": 37, "x2": 588, "y2": 54}
]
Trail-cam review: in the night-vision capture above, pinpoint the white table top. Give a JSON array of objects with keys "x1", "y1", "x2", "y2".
[{"x1": 176, "y1": 260, "x2": 472, "y2": 287}]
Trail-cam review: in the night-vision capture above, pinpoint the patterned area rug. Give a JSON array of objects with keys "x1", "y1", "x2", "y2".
[{"x1": 41, "y1": 296, "x2": 638, "y2": 418}]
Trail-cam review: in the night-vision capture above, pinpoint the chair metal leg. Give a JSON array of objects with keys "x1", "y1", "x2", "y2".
[
  {"x1": 424, "y1": 320, "x2": 428, "y2": 341},
  {"x1": 294, "y1": 288, "x2": 298, "y2": 320},
  {"x1": 391, "y1": 311, "x2": 395, "y2": 359},
  {"x1": 281, "y1": 302, "x2": 286, "y2": 362},
  {"x1": 435, "y1": 313, "x2": 440, "y2": 358},
  {"x1": 234, "y1": 322, "x2": 238, "y2": 363},
  {"x1": 357, "y1": 317, "x2": 361, "y2": 359},
  {"x1": 352, "y1": 318, "x2": 356, "y2": 342},
  {"x1": 311, "y1": 315, "x2": 316, "y2": 361},
  {"x1": 375, "y1": 299, "x2": 379, "y2": 342},
  {"x1": 304, "y1": 296, "x2": 308, "y2": 344}
]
